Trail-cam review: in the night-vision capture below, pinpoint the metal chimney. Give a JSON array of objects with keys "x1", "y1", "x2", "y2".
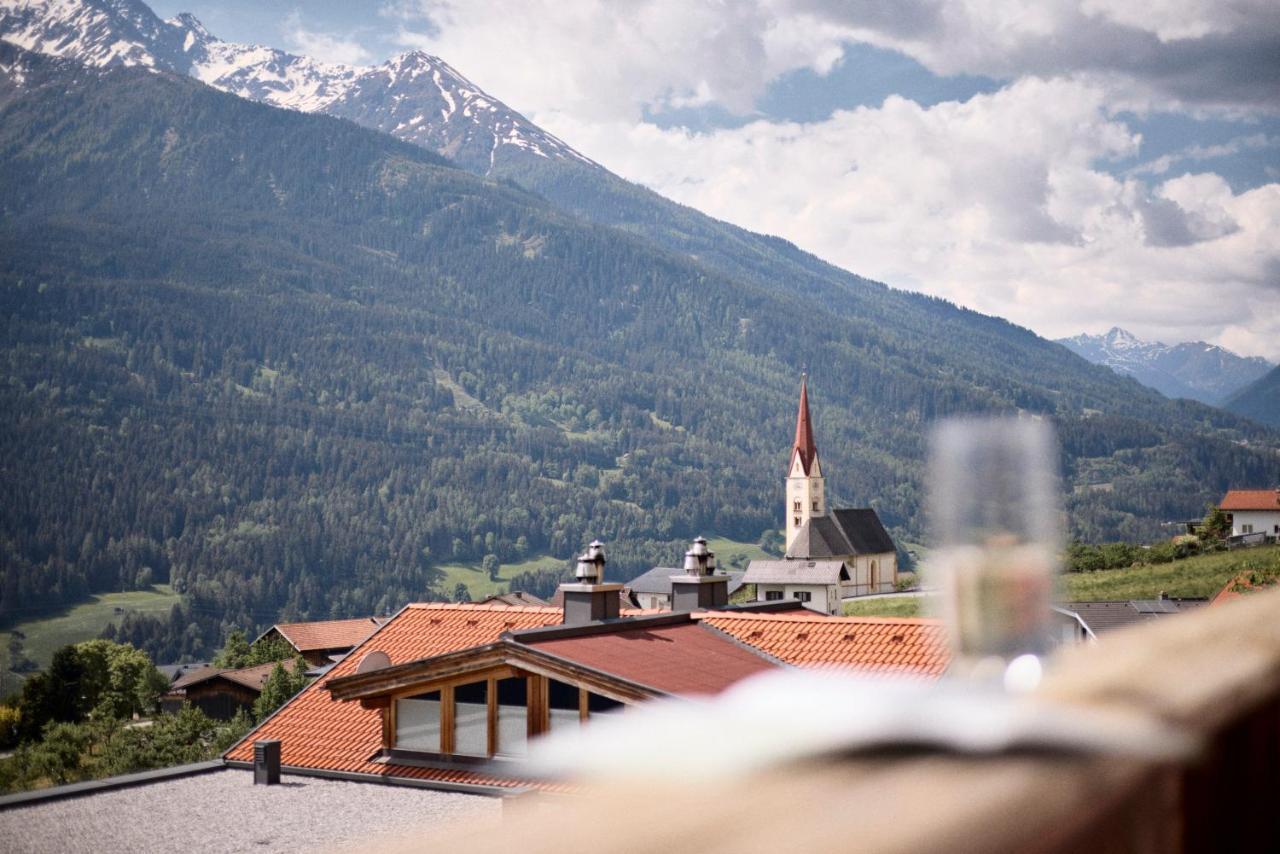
[
  {"x1": 561, "y1": 540, "x2": 623, "y2": 624},
  {"x1": 671, "y1": 536, "x2": 730, "y2": 611}
]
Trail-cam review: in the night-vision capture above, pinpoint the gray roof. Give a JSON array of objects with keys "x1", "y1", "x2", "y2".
[
  {"x1": 1060, "y1": 599, "x2": 1208, "y2": 634},
  {"x1": 742, "y1": 559, "x2": 849, "y2": 585},
  {"x1": 786, "y1": 509, "x2": 895, "y2": 560},
  {"x1": 627, "y1": 566, "x2": 746, "y2": 596}
]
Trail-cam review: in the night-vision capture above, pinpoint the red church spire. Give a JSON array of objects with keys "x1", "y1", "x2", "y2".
[{"x1": 791, "y1": 374, "x2": 818, "y2": 475}]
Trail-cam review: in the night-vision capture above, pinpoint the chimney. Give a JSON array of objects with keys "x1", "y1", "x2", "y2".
[
  {"x1": 560, "y1": 540, "x2": 623, "y2": 624},
  {"x1": 253, "y1": 739, "x2": 281, "y2": 785},
  {"x1": 670, "y1": 536, "x2": 730, "y2": 611}
]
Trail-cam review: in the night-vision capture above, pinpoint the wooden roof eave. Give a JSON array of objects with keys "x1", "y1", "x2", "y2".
[{"x1": 325, "y1": 639, "x2": 666, "y2": 706}]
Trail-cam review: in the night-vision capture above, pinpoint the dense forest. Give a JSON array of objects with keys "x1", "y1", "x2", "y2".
[
  {"x1": 1, "y1": 47, "x2": 1278, "y2": 662},
  {"x1": 1226, "y1": 365, "x2": 1280, "y2": 429}
]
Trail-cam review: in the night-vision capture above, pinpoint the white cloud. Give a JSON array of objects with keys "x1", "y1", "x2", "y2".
[
  {"x1": 389, "y1": 0, "x2": 1280, "y2": 358},
  {"x1": 282, "y1": 11, "x2": 372, "y2": 67},
  {"x1": 390, "y1": 0, "x2": 850, "y2": 121},
  {"x1": 533, "y1": 77, "x2": 1280, "y2": 359}
]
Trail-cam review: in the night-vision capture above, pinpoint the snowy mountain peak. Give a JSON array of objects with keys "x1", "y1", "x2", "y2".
[
  {"x1": 1058, "y1": 328, "x2": 1273, "y2": 405},
  {"x1": 0, "y1": 0, "x2": 599, "y2": 175}
]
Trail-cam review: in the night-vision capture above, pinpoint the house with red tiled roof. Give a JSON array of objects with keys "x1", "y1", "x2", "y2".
[
  {"x1": 255, "y1": 617, "x2": 386, "y2": 667},
  {"x1": 224, "y1": 539, "x2": 947, "y2": 793},
  {"x1": 1219, "y1": 488, "x2": 1280, "y2": 541}
]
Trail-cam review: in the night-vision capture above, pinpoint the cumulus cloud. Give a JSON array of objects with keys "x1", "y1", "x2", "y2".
[
  {"x1": 793, "y1": 0, "x2": 1280, "y2": 114},
  {"x1": 283, "y1": 11, "x2": 372, "y2": 67},
  {"x1": 389, "y1": 0, "x2": 849, "y2": 121},
  {"x1": 534, "y1": 78, "x2": 1280, "y2": 359},
  {"x1": 390, "y1": 0, "x2": 1280, "y2": 358}
]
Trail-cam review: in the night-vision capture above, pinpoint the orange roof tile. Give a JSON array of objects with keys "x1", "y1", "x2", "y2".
[
  {"x1": 225, "y1": 604, "x2": 565, "y2": 788},
  {"x1": 697, "y1": 611, "x2": 948, "y2": 676},
  {"x1": 1219, "y1": 489, "x2": 1280, "y2": 511},
  {"x1": 267, "y1": 617, "x2": 386, "y2": 652}
]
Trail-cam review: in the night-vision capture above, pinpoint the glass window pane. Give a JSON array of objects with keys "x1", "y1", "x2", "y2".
[
  {"x1": 587, "y1": 692, "x2": 624, "y2": 715},
  {"x1": 453, "y1": 681, "x2": 488, "y2": 756},
  {"x1": 496, "y1": 678, "x2": 527, "y2": 757},
  {"x1": 549, "y1": 707, "x2": 581, "y2": 732},
  {"x1": 396, "y1": 692, "x2": 440, "y2": 752},
  {"x1": 548, "y1": 679, "x2": 581, "y2": 733}
]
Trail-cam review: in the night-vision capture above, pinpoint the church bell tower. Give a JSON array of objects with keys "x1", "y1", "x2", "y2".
[{"x1": 786, "y1": 375, "x2": 825, "y2": 551}]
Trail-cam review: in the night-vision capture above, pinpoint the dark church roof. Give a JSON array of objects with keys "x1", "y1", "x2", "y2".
[{"x1": 786, "y1": 509, "x2": 895, "y2": 559}]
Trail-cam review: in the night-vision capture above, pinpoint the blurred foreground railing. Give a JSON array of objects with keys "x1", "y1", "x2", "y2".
[{"x1": 416, "y1": 588, "x2": 1280, "y2": 854}]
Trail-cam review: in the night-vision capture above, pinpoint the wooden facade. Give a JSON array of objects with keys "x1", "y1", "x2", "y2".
[{"x1": 330, "y1": 640, "x2": 655, "y2": 762}]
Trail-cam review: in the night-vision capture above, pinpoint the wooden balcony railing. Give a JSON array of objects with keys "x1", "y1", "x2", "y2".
[{"x1": 405, "y1": 588, "x2": 1280, "y2": 853}]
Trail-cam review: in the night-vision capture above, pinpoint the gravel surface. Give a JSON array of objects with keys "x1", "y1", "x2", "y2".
[{"x1": 0, "y1": 770, "x2": 502, "y2": 854}]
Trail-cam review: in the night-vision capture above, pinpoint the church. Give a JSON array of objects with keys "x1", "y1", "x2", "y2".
[{"x1": 743, "y1": 377, "x2": 898, "y2": 614}]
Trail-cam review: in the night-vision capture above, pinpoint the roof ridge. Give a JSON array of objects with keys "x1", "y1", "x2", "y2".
[
  {"x1": 407, "y1": 603, "x2": 561, "y2": 613},
  {"x1": 697, "y1": 611, "x2": 940, "y2": 625}
]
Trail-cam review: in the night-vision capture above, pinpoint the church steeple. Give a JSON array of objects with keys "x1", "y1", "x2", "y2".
[
  {"x1": 790, "y1": 374, "x2": 818, "y2": 476},
  {"x1": 786, "y1": 375, "x2": 825, "y2": 550}
]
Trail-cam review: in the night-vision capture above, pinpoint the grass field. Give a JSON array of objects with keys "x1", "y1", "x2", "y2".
[
  {"x1": 1, "y1": 585, "x2": 182, "y2": 695},
  {"x1": 1058, "y1": 544, "x2": 1280, "y2": 601},
  {"x1": 843, "y1": 595, "x2": 928, "y2": 618},
  {"x1": 437, "y1": 535, "x2": 773, "y2": 601},
  {"x1": 841, "y1": 545, "x2": 1280, "y2": 618},
  {"x1": 434, "y1": 554, "x2": 568, "y2": 601}
]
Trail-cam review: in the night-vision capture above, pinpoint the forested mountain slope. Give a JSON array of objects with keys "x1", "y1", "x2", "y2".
[
  {"x1": 1226, "y1": 367, "x2": 1280, "y2": 429},
  {"x1": 1, "y1": 48, "x2": 1277, "y2": 659}
]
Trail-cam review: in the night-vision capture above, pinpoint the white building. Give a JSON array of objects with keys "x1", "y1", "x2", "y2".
[
  {"x1": 744, "y1": 377, "x2": 897, "y2": 612},
  {"x1": 1220, "y1": 489, "x2": 1280, "y2": 540}
]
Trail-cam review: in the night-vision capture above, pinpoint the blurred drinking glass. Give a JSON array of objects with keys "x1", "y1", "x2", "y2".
[{"x1": 928, "y1": 417, "x2": 1061, "y2": 689}]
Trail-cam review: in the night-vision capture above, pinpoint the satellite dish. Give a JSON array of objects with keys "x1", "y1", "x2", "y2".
[{"x1": 355, "y1": 650, "x2": 391, "y2": 674}]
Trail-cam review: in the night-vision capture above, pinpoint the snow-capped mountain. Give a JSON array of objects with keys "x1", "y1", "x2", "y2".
[
  {"x1": 1058, "y1": 327, "x2": 1274, "y2": 405},
  {"x1": 0, "y1": 0, "x2": 596, "y2": 176}
]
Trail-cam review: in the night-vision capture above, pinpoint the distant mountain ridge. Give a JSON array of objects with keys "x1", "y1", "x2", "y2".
[
  {"x1": 1056, "y1": 327, "x2": 1273, "y2": 405},
  {"x1": 0, "y1": 0, "x2": 594, "y2": 176},
  {"x1": 0, "y1": 0, "x2": 888, "y2": 315}
]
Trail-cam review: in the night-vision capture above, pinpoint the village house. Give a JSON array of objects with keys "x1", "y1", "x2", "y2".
[
  {"x1": 254, "y1": 617, "x2": 386, "y2": 667},
  {"x1": 744, "y1": 378, "x2": 897, "y2": 613},
  {"x1": 164, "y1": 659, "x2": 299, "y2": 720},
  {"x1": 1219, "y1": 488, "x2": 1280, "y2": 541},
  {"x1": 222, "y1": 539, "x2": 947, "y2": 791}
]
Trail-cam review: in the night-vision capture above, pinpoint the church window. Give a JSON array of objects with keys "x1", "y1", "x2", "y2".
[
  {"x1": 812, "y1": 500, "x2": 819, "y2": 511},
  {"x1": 793, "y1": 501, "x2": 801, "y2": 512},
  {"x1": 793, "y1": 516, "x2": 801, "y2": 527}
]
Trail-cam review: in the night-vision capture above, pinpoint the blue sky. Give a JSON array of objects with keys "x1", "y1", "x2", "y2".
[{"x1": 149, "y1": 1, "x2": 1280, "y2": 358}]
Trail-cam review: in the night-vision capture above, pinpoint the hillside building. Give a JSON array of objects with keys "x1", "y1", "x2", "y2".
[
  {"x1": 744, "y1": 378, "x2": 897, "y2": 613},
  {"x1": 1220, "y1": 489, "x2": 1280, "y2": 541}
]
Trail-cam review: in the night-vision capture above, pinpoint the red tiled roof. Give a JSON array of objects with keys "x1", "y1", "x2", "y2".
[
  {"x1": 523, "y1": 622, "x2": 778, "y2": 696},
  {"x1": 225, "y1": 604, "x2": 565, "y2": 788},
  {"x1": 1219, "y1": 489, "x2": 1280, "y2": 511},
  {"x1": 697, "y1": 611, "x2": 948, "y2": 676},
  {"x1": 267, "y1": 617, "x2": 385, "y2": 652}
]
